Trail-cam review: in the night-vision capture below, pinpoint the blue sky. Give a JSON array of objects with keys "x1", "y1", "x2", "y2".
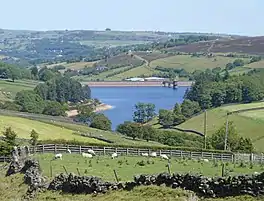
[{"x1": 1, "y1": 0, "x2": 263, "y2": 36}]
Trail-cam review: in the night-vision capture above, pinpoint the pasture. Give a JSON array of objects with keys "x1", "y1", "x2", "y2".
[
  {"x1": 0, "y1": 171, "x2": 259, "y2": 201},
  {"x1": 45, "y1": 61, "x2": 96, "y2": 70},
  {"x1": 179, "y1": 102, "x2": 264, "y2": 152},
  {"x1": 149, "y1": 55, "x2": 246, "y2": 72},
  {"x1": 0, "y1": 79, "x2": 38, "y2": 101},
  {"x1": 80, "y1": 40, "x2": 147, "y2": 47},
  {"x1": 36, "y1": 153, "x2": 263, "y2": 181},
  {"x1": 0, "y1": 115, "x2": 104, "y2": 143}
]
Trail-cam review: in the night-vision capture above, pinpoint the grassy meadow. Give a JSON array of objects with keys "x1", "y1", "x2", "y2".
[
  {"x1": 0, "y1": 115, "x2": 104, "y2": 143},
  {"x1": 178, "y1": 102, "x2": 264, "y2": 152},
  {"x1": 0, "y1": 79, "x2": 38, "y2": 101},
  {"x1": 35, "y1": 154, "x2": 263, "y2": 181},
  {"x1": 149, "y1": 55, "x2": 248, "y2": 72},
  {"x1": 0, "y1": 170, "x2": 260, "y2": 201}
]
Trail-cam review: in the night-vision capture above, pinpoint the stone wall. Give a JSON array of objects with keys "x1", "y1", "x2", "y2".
[{"x1": 48, "y1": 172, "x2": 264, "y2": 198}]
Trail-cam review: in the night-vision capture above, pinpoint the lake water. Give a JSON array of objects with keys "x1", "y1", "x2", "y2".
[{"x1": 91, "y1": 86, "x2": 189, "y2": 130}]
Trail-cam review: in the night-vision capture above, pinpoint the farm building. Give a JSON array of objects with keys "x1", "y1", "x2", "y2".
[
  {"x1": 125, "y1": 77, "x2": 145, "y2": 82},
  {"x1": 144, "y1": 77, "x2": 166, "y2": 81}
]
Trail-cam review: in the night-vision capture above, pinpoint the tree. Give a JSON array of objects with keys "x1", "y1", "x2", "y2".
[
  {"x1": 34, "y1": 83, "x2": 49, "y2": 100},
  {"x1": 141, "y1": 125, "x2": 156, "y2": 142},
  {"x1": 211, "y1": 121, "x2": 240, "y2": 151},
  {"x1": 181, "y1": 99, "x2": 201, "y2": 118},
  {"x1": 15, "y1": 90, "x2": 45, "y2": 114},
  {"x1": 159, "y1": 109, "x2": 175, "y2": 128},
  {"x1": 31, "y1": 66, "x2": 38, "y2": 78},
  {"x1": 30, "y1": 129, "x2": 39, "y2": 146},
  {"x1": 133, "y1": 102, "x2": 155, "y2": 124},
  {"x1": 116, "y1": 121, "x2": 142, "y2": 140},
  {"x1": 233, "y1": 59, "x2": 245, "y2": 67},
  {"x1": 90, "y1": 113, "x2": 112, "y2": 131},
  {"x1": 237, "y1": 137, "x2": 254, "y2": 153},
  {"x1": 74, "y1": 105, "x2": 94, "y2": 124},
  {"x1": 2, "y1": 127, "x2": 17, "y2": 146},
  {"x1": 42, "y1": 101, "x2": 66, "y2": 116},
  {"x1": 173, "y1": 103, "x2": 181, "y2": 115}
]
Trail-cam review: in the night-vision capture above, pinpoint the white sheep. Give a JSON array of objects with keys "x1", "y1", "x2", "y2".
[
  {"x1": 82, "y1": 153, "x2": 93, "y2": 158},
  {"x1": 254, "y1": 172, "x2": 260, "y2": 175},
  {"x1": 87, "y1": 149, "x2": 95, "y2": 155},
  {"x1": 150, "y1": 152, "x2": 157, "y2": 157},
  {"x1": 111, "y1": 153, "x2": 118, "y2": 159},
  {"x1": 54, "y1": 153, "x2": 62, "y2": 160},
  {"x1": 160, "y1": 154, "x2": 169, "y2": 160},
  {"x1": 67, "y1": 148, "x2": 71, "y2": 154},
  {"x1": 202, "y1": 159, "x2": 209, "y2": 163},
  {"x1": 141, "y1": 153, "x2": 149, "y2": 157}
]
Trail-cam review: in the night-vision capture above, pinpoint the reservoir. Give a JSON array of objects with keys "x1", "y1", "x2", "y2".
[{"x1": 91, "y1": 86, "x2": 189, "y2": 130}]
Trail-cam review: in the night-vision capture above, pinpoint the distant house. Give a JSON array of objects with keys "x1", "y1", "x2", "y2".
[
  {"x1": 125, "y1": 77, "x2": 145, "y2": 82},
  {"x1": 95, "y1": 66, "x2": 108, "y2": 71},
  {"x1": 144, "y1": 77, "x2": 165, "y2": 81}
]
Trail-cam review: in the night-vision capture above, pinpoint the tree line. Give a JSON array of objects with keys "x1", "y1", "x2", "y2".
[{"x1": 0, "y1": 76, "x2": 91, "y2": 116}]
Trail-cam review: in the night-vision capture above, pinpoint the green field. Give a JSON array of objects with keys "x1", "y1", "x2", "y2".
[
  {"x1": 80, "y1": 40, "x2": 147, "y2": 47},
  {"x1": 0, "y1": 115, "x2": 104, "y2": 143},
  {"x1": 36, "y1": 154, "x2": 262, "y2": 181},
  {"x1": 178, "y1": 102, "x2": 264, "y2": 152},
  {"x1": 0, "y1": 79, "x2": 38, "y2": 101},
  {"x1": 43, "y1": 119, "x2": 165, "y2": 147},
  {"x1": 149, "y1": 55, "x2": 249, "y2": 72},
  {"x1": 0, "y1": 170, "x2": 259, "y2": 201}
]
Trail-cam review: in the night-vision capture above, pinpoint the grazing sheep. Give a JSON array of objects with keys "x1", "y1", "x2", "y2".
[
  {"x1": 254, "y1": 172, "x2": 260, "y2": 175},
  {"x1": 150, "y1": 152, "x2": 157, "y2": 157},
  {"x1": 82, "y1": 153, "x2": 93, "y2": 158},
  {"x1": 141, "y1": 153, "x2": 149, "y2": 157},
  {"x1": 111, "y1": 153, "x2": 118, "y2": 159},
  {"x1": 87, "y1": 149, "x2": 95, "y2": 155},
  {"x1": 54, "y1": 153, "x2": 62, "y2": 160},
  {"x1": 202, "y1": 159, "x2": 209, "y2": 163},
  {"x1": 67, "y1": 148, "x2": 71, "y2": 154},
  {"x1": 160, "y1": 154, "x2": 169, "y2": 160}
]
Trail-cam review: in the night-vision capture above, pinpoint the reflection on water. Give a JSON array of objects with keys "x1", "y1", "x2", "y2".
[{"x1": 91, "y1": 86, "x2": 188, "y2": 130}]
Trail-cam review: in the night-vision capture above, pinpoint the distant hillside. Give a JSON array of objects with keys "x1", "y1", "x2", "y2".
[{"x1": 168, "y1": 36, "x2": 264, "y2": 55}]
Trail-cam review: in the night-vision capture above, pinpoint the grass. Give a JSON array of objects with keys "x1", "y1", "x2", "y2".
[
  {"x1": 36, "y1": 154, "x2": 264, "y2": 181},
  {"x1": 149, "y1": 55, "x2": 246, "y2": 72},
  {"x1": 45, "y1": 61, "x2": 96, "y2": 71},
  {"x1": 0, "y1": 164, "x2": 262, "y2": 201},
  {"x1": 0, "y1": 79, "x2": 38, "y2": 101},
  {"x1": 108, "y1": 64, "x2": 158, "y2": 80},
  {"x1": 0, "y1": 115, "x2": 104, "y2": 143},
  {"x1": 178, "y1": 102, "x2": 264, "y2": 152},
  {"x1": 80, "y1": 40, "x2": 147, "y2": 47},
  {"x1": 42, "y1": 119, "x2": 165, "y2": 147}
]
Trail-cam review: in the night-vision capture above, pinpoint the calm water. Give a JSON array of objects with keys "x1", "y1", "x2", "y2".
[{"x1": 91, "y1": 86, "x2": 189, "y2": 130}]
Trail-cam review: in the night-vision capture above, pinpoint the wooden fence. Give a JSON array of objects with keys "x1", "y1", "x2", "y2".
[
  {"x1": 31, "y1": 144, "x2": 234, "y2": 161},
  {"x1": 1, "y1": 144, "x2": 264, "y2": 164}
]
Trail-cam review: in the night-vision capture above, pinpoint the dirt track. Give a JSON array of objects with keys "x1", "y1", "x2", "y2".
[{"x1": 82, "y1": 81, "x2": 193, "y2": 87}]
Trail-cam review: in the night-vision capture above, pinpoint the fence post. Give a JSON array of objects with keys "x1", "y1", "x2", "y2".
[
  {"x1": 211, "y1": 153, "x2": 214, "y2": 160},
  {"x1": 103, "y1": 147, "x2": 106, "y2": 155},
  {"x1": 42, "y1": 145, "x2": 45, "y2": 153},
  {"x1": 159, "y1": 150, "x2": 161, "y2": 156},
  {"x1": 170, "y1": 150, "x2": 172, "y2": 157},
  {"x1": 261, "y1": 153, "x2": 263, "y2": 164},
  {"x1": 54, "y1": 144, "x2": 57, "y2": 154},
  {"x1": 148, "y1": 149, "x2": 151, "y2": 155},
  {"x1": 115, "y1": 147, "x2": 118, "y2": 153},
  {"x1": 138, "y1": 149, "x2": 140, "y2": 156},
  {"x1": 201, "y1": 152, "x2": 204, "y2": 159},
  {"x1": 180, "y1": 151, "x2": 183, "y2": 159},
  {"x1": 126, "y1": 148, "x2": 129, "y2": 155},
  {"x1": 190, "y1": 151, "x2": 192, "y2": 159},
  {"x1": 231, "y1": 154, "x2": 234, "y2": 163},
  {"x1": 221, "y1": 153, "x2": 223, "y2": 162},
  {"x1": 79, "y1": 146, "x2": 82, "y2": 154}
]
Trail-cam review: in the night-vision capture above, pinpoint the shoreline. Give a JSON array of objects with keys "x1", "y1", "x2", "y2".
[
  {"x1": 82, "y1": 81, "x2": 193, "y2": 87},
  {"x1": 66, "y1": 103, "x2": 114, "y2": 117}
]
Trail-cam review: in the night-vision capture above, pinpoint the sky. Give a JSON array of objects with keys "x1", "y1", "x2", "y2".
[{"x1": 0, "y1": 0, "x2": 263, "y2": 36}]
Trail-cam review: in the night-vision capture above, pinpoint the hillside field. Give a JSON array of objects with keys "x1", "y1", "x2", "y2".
[
  {"x1": 178, "y1": 102, "x2": 264, "y2": 152},
  {"x1": 0, "y1": 80, "x2": 38, "y2": 101},
  {"x1": 0, "y1": 115, "x2": 103, "y2": 143},
  {"x1": 149, "y1": 55, "x2": 249, "y2": 72},
  {"x1": 36, "y1": 154, "x2": 262, "y2": 181}
]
